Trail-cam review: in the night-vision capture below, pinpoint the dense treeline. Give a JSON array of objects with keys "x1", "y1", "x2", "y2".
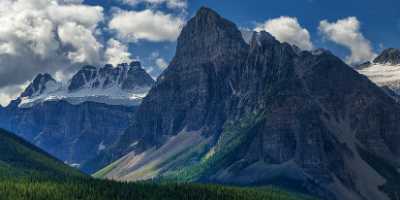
[{"x1": 0, "y1": 178, "x2": 316, "y2": 200}]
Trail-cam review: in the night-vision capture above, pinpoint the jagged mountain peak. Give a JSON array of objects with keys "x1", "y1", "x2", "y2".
[
  {"x1": 20, "y1": 73, "x2": 60, "y2": 98},
  {"x1": 181, "y1": 6, "x2": 243, "y2": 42},
  {"x1": 373, "y1": 48, "x2": 400, "y2": 65},
  {"x1": 194, "y1": 6, "x2": 222, "y2": 23},
  {"x1": 68, "y1": 61, "x2": 154, "y2": 92},
  {"x1": 18, "y1": 61, "x2": 154, "y2": 108},
  {"x1": 175, "y1": 7, "x2": 247, "y2": 61}
]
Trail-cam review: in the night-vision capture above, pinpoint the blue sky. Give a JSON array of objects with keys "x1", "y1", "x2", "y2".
[
  {"x1": 0, "y1": 0, "x2": 399, "y2": 105},
  {"x1": 86, "y1": 0, "x2": 400, "y2": 67}
]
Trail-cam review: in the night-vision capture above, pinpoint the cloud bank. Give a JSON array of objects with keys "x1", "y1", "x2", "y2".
[
  {"x1": 319, "y1": 17, "x2": 376, "y2": 64},
  {"x1": 109, "y1": 9, "x2": 185, "y2": 42},
  {"x1": 255, "y1": 16, "x2": 314, "y2": 50},
  {"x1": 105, "y1": 39, "x2": 133, "y2": 66}
]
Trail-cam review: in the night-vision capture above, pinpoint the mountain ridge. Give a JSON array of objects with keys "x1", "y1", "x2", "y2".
[
  {"x1": 95, "y1": 7, "x2": 400, "y2": 200},
  {"x1": 18, "y1": 61, "x2": 154, "y2": 108}
]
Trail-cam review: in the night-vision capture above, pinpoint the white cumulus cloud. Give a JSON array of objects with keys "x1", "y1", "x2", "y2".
[
  {"x1": 319, "y1": 17, "x2": 376, "y2": 64},
  {"x1": 57, "y1": 22, "x2": 103, "y2": 64},
  {"x1": 109, "y1": 9, "x2": 184, "y2": 42},
  {"x1": 47, "y1": 4, "x2": 104, "y2": 29},
  {"x1": 105, "y1": 38, "x2": 133, "y2": 66},
  {"x1": 255, "y1": 16, "x2": 314, "y2": 50}
]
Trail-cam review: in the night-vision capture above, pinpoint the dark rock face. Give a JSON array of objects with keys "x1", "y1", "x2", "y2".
[
  {"x1": 0, "y1": 100, "x2": 135, "y2": 173},
  {"x1": 373, "y1": 48, "x2": 400, "y2": 65},
  {"x1": 132, "y1": 7, "x2": 248, "y2": 143},
  {"x1": 68, "y1": 62, "x2": 154, "y2": 92},
  {"x1": 99, "y1": 7, "x2": 400, "y2": 200},
  {"x1": 68, "y1": 66, "x2": 97, "y2": 91},
  {"x1": 122, "y1": 62, "x2": 155, "y2": 90},
  {"x1": 381, "y1": 86, "x2": 400, "y2": 103}
]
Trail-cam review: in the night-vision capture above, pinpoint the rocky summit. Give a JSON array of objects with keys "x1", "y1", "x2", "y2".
[
  {"x1": 373, "y1": 48, "x2": 400, "y2": 65},
  {"x1": 95, "y1": 7, "x2": 400, "y2": 200}
]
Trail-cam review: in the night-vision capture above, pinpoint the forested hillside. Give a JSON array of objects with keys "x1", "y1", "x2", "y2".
[
  {"x1": 0, "y1": 128, "x2": 314, "y2": 200},
  {"x1": 0, "y1": 128, "x2": 84, "y2": 179}
]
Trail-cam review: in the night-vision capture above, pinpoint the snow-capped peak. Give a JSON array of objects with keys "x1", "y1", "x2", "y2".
[
  {"x1": 20, "y1": 73, "x2": 61, "y2": 98},
  {"x1": 68, "y1": 61, "x2": 154, "y2": 92},
  {"x1": 357, "y1": 50, "x2": 400, "y2": 96},
  {"x1": 18, "y1": 61, "x2": 155, "y2": 108}
]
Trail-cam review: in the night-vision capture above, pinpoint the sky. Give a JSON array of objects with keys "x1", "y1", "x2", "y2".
[{"x1": 0, "y1": 0, "x2": 399, "y2": 106}]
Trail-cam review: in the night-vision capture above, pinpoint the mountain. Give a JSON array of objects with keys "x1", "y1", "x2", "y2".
[
  {"x1": 95, "y1": 7, "x2": 400, "y2": 200},
  {"x1": 19, "y1": 61, "x2": 154, "y2": 108},
  {"x1": 0, "y1": 128, "x2": 84, "y2": 179},
  {"x1": 0, "y1": 61, "x2": 153, "y2": 173},
  {"x1": 357, "y1": 48, "x2": 400, "y2": 96}
]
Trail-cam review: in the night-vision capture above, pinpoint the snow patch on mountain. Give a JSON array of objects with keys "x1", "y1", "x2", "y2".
[
  {"x1": 357, "y1": 62, "x2": 400, "y2": 94},
  {"x1": 18, "y1": 62, "x2": 154, "y2": 108},
  {"x1": 19, "y1": 84, "x2": 149, "y2": 108}
]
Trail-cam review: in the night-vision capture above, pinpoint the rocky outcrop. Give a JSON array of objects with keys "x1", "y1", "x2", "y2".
[
  {"x1": 20, "y1": 73, "x2": 60, "y2": 98},
  {"x1": 96, "y1": 7, "x2": 400, "y2": 200},
  {"x1": 373, "y1": 48, "x2": 400, "y2": 65}
]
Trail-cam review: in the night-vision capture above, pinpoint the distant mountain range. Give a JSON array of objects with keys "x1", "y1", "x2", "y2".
[
  {"x1": 18, "y1": 61, "x2": 154, "y2": 108},
  {"x1": 0, "y1": 61, "x2": 154, "y2": 173},
  {"x1": 93, "y1": 7, "x2": 400, "y2": 200}
]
